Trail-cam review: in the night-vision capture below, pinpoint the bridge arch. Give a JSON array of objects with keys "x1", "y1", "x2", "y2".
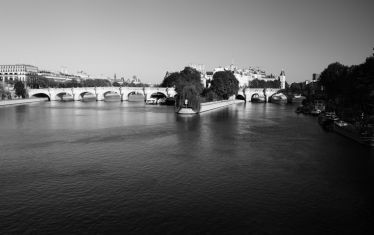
[
  {"x1": 79, "y1": 91, "x2": 96, "y2": 101},
  {"x1": 236, "y1": 94, "x2": 246, "y2": 100},
  {"x1": 127, "y1": 91, "x2": 145, "y2": 101},
  {"x1": 149, "y1": 91, "x2": 167, "y2": 98},
  {"x1": 55, "y1": 92, "x2": 73, "y2": 101},
  {"x1": 30, "y1": 92, "x2": 51, "y2": 101},
  {"x1": 127, "y1": 90, "x2": 144, "y2": 97},
  {"x1": 103, "y1": 90, "x2": 121, "y2": 101},
  {"x1": 251, "y1": 93, "x2": 260, "y2": 99}
]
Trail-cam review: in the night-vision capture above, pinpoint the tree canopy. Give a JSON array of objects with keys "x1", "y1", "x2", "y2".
[
  {"x1": 210, "y1": 71, "x2": 239, "y2": 99},
  {"x1": 27, "y1": 75, "x2": 57, "y2": 88},
  {"x1": 14, "y1": 81, "x2": 27, "y2": 98},
  {"x1": 164, "y1": 67, "x2": 204, "y2": 111},
  {"x1": 318, "y1": 54, "x2": 374, "y2": 115},
  {"x1": 0, "y1": 83, "x2": 10, "y2": 99},
  {"x1": 160, "y1": 72, "x2": 180, "y2": 87},
  {"x1": 249, "y1": 78, "x2": 281, "y2": 88}
]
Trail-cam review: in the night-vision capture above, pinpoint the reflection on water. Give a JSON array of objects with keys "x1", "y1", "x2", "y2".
[{"x1": 0, "y1": 101, "x2": 373, "y2": 234}]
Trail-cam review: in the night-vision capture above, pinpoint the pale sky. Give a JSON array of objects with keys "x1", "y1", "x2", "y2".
[{"x1": 0, "y1": 0, "x2": 373, "y2": 83}]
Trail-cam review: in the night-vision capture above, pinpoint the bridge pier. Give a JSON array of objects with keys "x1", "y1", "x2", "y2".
[
  {"x1": 96, "y1": 93, "x2": 104, "y2": 101},
  {"x1": 50, "y1": 95, "x2": 58, "y2": 101},
  {"x1": 73, "y1": 94, "x2": 81, "y2": 101}
]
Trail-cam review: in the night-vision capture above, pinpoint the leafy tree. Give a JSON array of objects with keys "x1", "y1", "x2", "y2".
[
  {"x1": 249, "y1": 78, "x2": 281, "y2": 88},
  {"x1": 319, "y1": 62, "x2": 349, "y2": 99},
  {"x1": 210, "y1": 71, "x2": 239, "y2": 99},
  {"x1": 27, "y1": 75, "x2": 57, "y2": 88},
  {"x1": 202, "y1": 88, "x2": 219, "y2": 102},
  {"x1": 175, "y1": 67, "x2": 203, "y2": 93},
  {"x1": 168, "y1": 67, "x2": 204, "y2": 111},
  {"x1": 318, "y1": 52, "x2": 374, "y2": 116},
  {"x1": 14, "y1": 81, "x2": 27, "y2": 98},
  {"x1": 289, "y1": 82, "x2": 303, "y2": 94},
  {"x1": 0, "y1": 83, "x2": 10, "y2": 99},
  {"x1": 65, "y1": 78, "x2": 81, "y2": 88},
  {"x1": 112, "y1": 82, "x2": 121, "y2": 87},
  {"x1": 176, "y1": 85, "x2": 201, "y2": 111},
  {"x1": 123, "y1": 82, "x2": 149, "y2": 87},
  {"x1": 161, "y1": 72, "x2": 180, "y2": 87},
  {"x1": 81, "y1": 79, "x2": 97, "y2": 87}
]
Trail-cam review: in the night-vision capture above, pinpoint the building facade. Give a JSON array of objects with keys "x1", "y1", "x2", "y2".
[
  {"x1": 0, "y1": 64, "x2": 38, "y2": 82},
  {"x1": 166, "y1": 64, "x2": 286, "y2": 89},
  {"x1": 212, "y1": 64, "x2": 286, "y2": 89}
]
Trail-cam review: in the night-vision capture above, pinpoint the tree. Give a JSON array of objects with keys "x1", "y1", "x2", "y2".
[
  {"x1": 317, "y1": 52, "x2": 374, "y2": 116},
  {"x1": 170, "y1": 67, "x2": 204, "y2": 111},
  {"x1": 0, "y1": 83, "x2": 10, "y2": 100},
  {"x1": 249, "y1": 78, "x2": 280, "y2": 88},
  {"x1": 319, "y1": 62, "x2": 348, "y2": 100},
  {"x1": 175, "y1": 67, "x2": 203, "y2": 93},
  {"x1": 27, "y1": 75, "x2": 57, "y2": 88},
  {"x1": 289, "y1": 82, "x2": 303, "y2": 94},
  {"x1": 112, "y1": 82, "x2": 121, "y2": 87},
  {"x1": 210, "y1": 71, "x2": 239, "y2": 99},
  {"x1": 161, "y1": 72, "x2": 180, "y2": 87},
  {"x1": 14, "y1": 81, "x2": 27, "y2": 98},
  {"x1": 177, "y1": 85, "x2": 201, "y2": 111}
]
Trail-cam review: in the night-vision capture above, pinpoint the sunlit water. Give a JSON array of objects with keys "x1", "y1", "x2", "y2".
[{"x1": 0, "y1": 101, "x2": 373, "y2": 234}]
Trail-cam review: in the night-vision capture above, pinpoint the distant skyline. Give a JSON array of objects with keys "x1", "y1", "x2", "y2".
[{"x1": 0, "y1": 0, "x2": 373, "y2": 83}]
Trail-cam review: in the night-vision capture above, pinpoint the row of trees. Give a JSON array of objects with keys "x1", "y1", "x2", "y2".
[
  {"x1": 161, "y1": 67, "x2": 239, "y2": 111},
  {"x1": 318, "y1": 54, "x2": 374, "y2": 115},
  {"x1": 27, "y1": 76, "x2": 152, "y2": 89},
  {"x1": 112, "y1": 82, "x2": 150, "y2": 87},
  {"x1": 282, "y1": 81, "x2": 324, "y2": 101},
  {"x1": 27, "y1": 76, "x2": 112, "y2": 88},
  {"x1": 248, "y1": 78, "x2": 281, "y2": 88}
]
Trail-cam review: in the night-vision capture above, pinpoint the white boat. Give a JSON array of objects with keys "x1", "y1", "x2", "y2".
[
  {"x1": 310, "y1": 108, "x2": 322, "y2": 116},
  {"x1": 335, "y1": 120, "x2": 348, "y2": 127},
  {"x1": 145, "y1": 97, "x2": 157, "y2": 104}
]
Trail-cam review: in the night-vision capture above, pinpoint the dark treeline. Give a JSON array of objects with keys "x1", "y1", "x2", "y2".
[
  {"x1": 282, "y1": 81, "x2": 324, "y2": 101},
  {"x1": 27, "y1": 76, "x2": 111, "y2": 88},
  {"x1": 318, "y1": 53, "x2": 374, "y2": 116},
  {"x1": 248, "y1": 78, "x2": 281, "y2": 88},
  {"x1": 112, "y1": 82, "x2": 150, "y2": 87}
]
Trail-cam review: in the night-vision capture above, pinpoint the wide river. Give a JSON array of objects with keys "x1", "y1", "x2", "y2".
[{"x1": 0, "y1": 101, "x2": 373, "y2": 234}]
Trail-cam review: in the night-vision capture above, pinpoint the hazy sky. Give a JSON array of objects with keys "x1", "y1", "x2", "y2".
[{"x1": 0, "y1": 0, "x2": 373, "y2": 83}]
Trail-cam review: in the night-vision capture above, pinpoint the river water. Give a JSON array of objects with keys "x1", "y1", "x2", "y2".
[{"x1": 0, "y1": 101, "x2": 373, "y2": 234}]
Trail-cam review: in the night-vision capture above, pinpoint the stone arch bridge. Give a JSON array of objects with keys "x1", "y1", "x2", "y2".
[
  {"x1": 237, "y1": 88, "x2": 281, "y2": 102},
  {"x1": 28, "y1": 87, "x2": 176, "y2": 101}
]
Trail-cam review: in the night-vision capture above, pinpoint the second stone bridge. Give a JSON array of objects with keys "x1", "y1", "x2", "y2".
[{"x1": 28, "y1": 87, "x2": 176, "y2": 101}]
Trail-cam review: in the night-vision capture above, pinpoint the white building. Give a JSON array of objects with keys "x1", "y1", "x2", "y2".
[
  {"x1": 75, "y1": 70, "x2": 90, "y2": 80},
  {"x1": 210, "y1": 64, "x2": 284, "y2": 88},
  {"x1": 279, "y1": 70, "x2": 286, "y2": 89},
  {"x1": 176, "y1": 64, "x2": 286, "y2": 89},
  {"x1": 0, "y1": 64, "x2": 38, "y2": 82}
]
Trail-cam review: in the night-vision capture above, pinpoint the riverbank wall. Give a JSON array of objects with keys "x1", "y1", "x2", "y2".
[
  {"x1": 0, "y1": 98, "x2": 49, "y2": 107},
  {"x1": 177, "y1": 99, "x2": 244, "y2": 114}
]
